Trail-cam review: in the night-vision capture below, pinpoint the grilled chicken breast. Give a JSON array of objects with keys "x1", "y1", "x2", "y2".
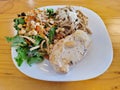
[{"x1": 49, "y1": 30, "x2": 91, "y2": 73}]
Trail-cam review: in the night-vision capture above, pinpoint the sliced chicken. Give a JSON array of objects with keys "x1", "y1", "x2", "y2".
[{"x1": 49, "y1": 30, "x2": 91, "y2": 73}]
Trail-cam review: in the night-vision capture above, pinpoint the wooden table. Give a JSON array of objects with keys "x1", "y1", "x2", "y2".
[{"x1": 0, "y1": 0, "x2": 120, "y2": 90}]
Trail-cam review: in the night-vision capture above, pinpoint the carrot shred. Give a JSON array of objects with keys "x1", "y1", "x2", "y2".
[
  {"x1": 26, "y1": 16, "x2": 35, "y2": 22},
  {"x1": 35, "y1": 26, "x2": 45, "y2": 38}
]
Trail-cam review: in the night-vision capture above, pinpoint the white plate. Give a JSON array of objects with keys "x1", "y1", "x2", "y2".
[{"x1": 11, "y1": 5, "x2": 113, "y2": 81}]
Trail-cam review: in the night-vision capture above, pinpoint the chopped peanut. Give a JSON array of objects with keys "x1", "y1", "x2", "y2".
[
  {"x1": 54, "y1": 39, "x2": 58, "y2": 44},
  {"x1": 49, "y1": 44, "x2": 53, "y2": 49},
  {"x1": 19, "y1": 29, "x2": 26, "y2": 35},
  {"x1": 18, "y1": 24, "x2": 22, "y2": 28},
  {"x1": 28, "y1": 30, "x2": 37, "y2": 35},
  {"x1": 56, "y1": 29, "x2": 60, "y2": 33},
  {"x1": 49, "y1": 20, "x2": 54, "y2": 24},
  {"x1": 61, "y1": 28, "x2": 65, "y2": 32}
]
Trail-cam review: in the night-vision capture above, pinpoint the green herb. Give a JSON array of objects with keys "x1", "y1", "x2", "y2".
[
  {"x1": 18, "y1": 18, "x2": 25, "y2": 25},
  {"x1": 14, "y1": 18, "x2": 25, "y2": 25},
  {"x1": 27, "y1": 56, "x2": 43, "y2": 65},
  {"x1": 14, "y1": 25, "x2": 21, "y2": 31},
  {"x1": 15, "y1": 46, "x2": 44, "y2": 66},
  {"x1": 6, "y1": 37, "x2": 13, "y2": 42},
  {"x1": 6, "y1": 36, "x2": 27, "y2": 47},
  {"x1": 27, "y1": 50, "x2": 44, "y2": 66},
  {"x1": 14, "y1": 18, "x2": 20, "y2": 30},
  {"x1": 48, "y1": 26, "x2": 57, "y2": 43},
  {"x1": 13, "y1": 18, "x2": 19, "y2": 25},
  {"x1": 32, "y1": 35, "x2": 43, "y2": 46},
  {"x1": 47, "y1": 8, "x2": 54, "y2": 17},
  {"x1": 6, "y1": 35, "x2": 44, "y2": 66},
  {"x1": 13, "y1": 18, "x2": 25, "y2": 30},
  {"x1": 15, "y1": 47, "x2": 29, "y2": 66},
  {"x1": 15, "y1": 56, "x2": 23, "y2": 66}
]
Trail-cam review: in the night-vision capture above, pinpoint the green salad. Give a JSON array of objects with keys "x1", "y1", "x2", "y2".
[{"x1": 6, "y1": 9, "x2": 58, "y2": 66}]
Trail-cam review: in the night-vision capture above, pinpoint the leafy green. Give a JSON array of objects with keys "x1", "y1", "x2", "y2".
[
  {"x1": 15, "y1": 47, "x2": 29, "y2": 66},
  {"x1": 48, "y1": 26, "x2": 57, "y2": 43},
  {"x1": 14, "y1": 18, "x2": 25, "y2": 25},
  {"x1": 6, "y1": 36, "x2": 27, "y2": 47},
  {"x1": 15, "y1": 47, "x2": 44, "y2": 66},
  {"x1": 13, "y1": 18, "x2": 25, "y2": 30},
  {"x1": 6, "y1": 35, "x2": 44, "y2": 66},
  {"x1": 6, "y1": 36, "x2": 28, "y2": 66},
  {"x1": 27, "y1": 50, "x2": 44, "y2": 66},
  {"x1": 27, "y1": 56, "x2": 43, "y2": 65},
  {"x1": 13, "y1": 18, "x2": 19, "y2": 25},
  {"x1": 47, "y1": 8, "x2": 54, "y2": 17},
  {"x1": 32, "y1": 35, "x2": 43, "y2": 46},
  {"x1": 14, "y1": 25, "x2": 20, "y2": 31},
  {"x1": 18, "y1": 18, "x2": 25, "y2": 25},
  {"x1": 15, "y1": 56, "x2": 23, "y2": 67},
  {"x1": 6, "y1": 37, "x2": 13, "y2": 42}
]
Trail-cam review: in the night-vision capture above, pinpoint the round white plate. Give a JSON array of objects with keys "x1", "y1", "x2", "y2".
[{"x1": 11, "y1": 5, "x2": 113, "y2": 81}]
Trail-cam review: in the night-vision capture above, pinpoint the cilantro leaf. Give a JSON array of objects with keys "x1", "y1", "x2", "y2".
[
  {"x1": 14, "y1": 18, "x2": 25, "y2": 25},
  {"x1": 27, "y1": 50, "x2": 44, "y2": 66},
  {"x1": 48, "y1": 26, "x2": 57, "y2": 43},
  {"x1": 15, "y1": 46, "x2": 29, "y2": 66},
  {"x1": 47, "y1": 8, "x2": 54, "y2": 18},
  {"x1": 6, "y1": 37, "x2": 13, "y2": 42},
  {"x1": 13, "y1": 18, "x2": 19, "y2": 25},
  {"x1": 13, "y1": 18, "x2": 20, "y2": 31},
  {"x1": 6, "y1": 35, "x2": 44, "y2": 67},
  {"x1": 15, "y1": 47, "x2": 44, "y2": 67},
  {"x1": 14, "y1": 25, "x2": 20, "y2": 31},
  {"x1": 18, "y1": 18, "x2": 25, "y2": 25},
  {"x1": 15, "y1": 56, "x2": 23, "y2": 66},
  {"x1": 32, "y1": 35, "x2": 43, "y2": 46},
  {"x1": 13, "y1": 18, "x2": 25, "y2": 30},
  {"x1": 6, "y1": 36, "x2": 27, "y2": 47},
  {"x1": 27, "y1": 56, "x2": 43, "y2": 66}
]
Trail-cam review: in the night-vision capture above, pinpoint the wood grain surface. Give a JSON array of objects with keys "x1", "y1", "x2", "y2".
[{"x1": 0, "y1": 0, "x2": 120, "y2": 90}]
